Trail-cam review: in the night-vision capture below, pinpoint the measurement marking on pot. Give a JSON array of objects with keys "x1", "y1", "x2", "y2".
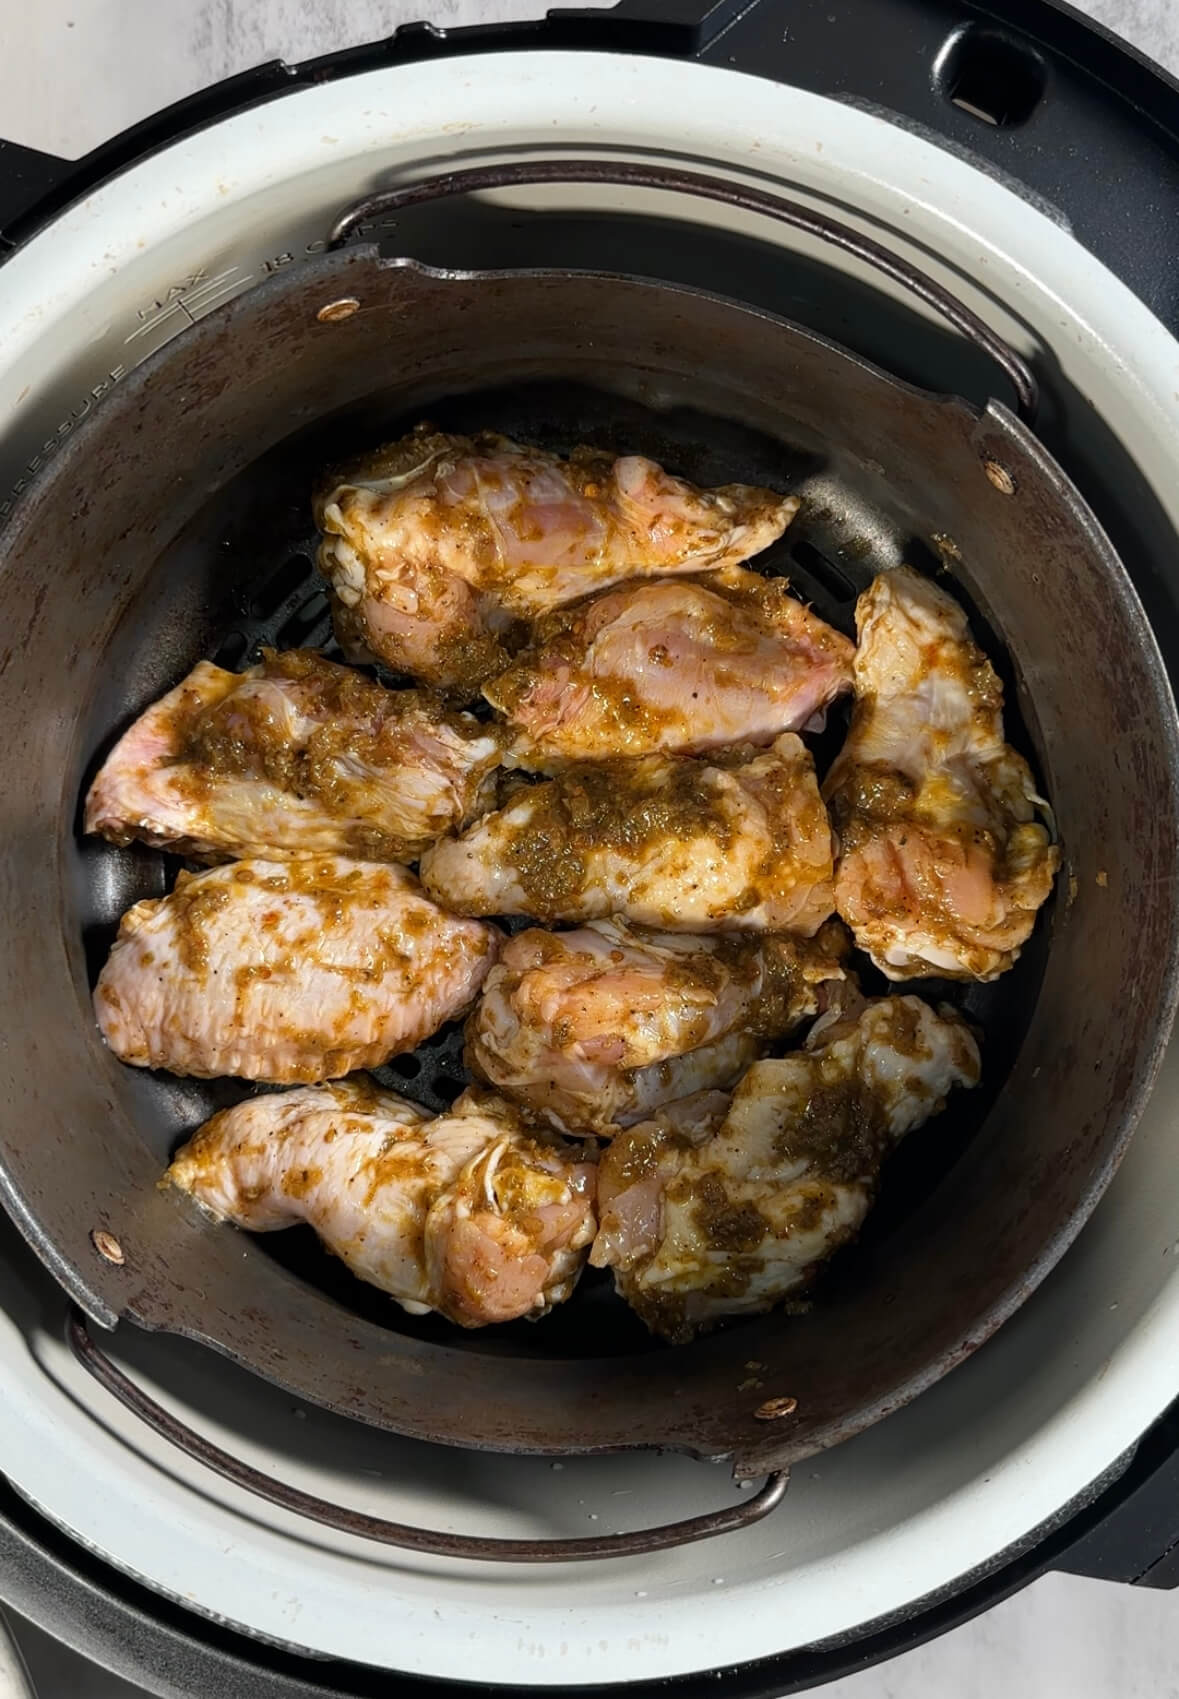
[
  {"x1": 0, "y1": 366, "x2": 128, "y2": 518},
  {"x1": 125, "y1": 267, "x2": 248, "y2": 342},
  {"x1": 263, "y1": 241, "x2": 326, "y2": 273},
  {"x1": 130, "y1": 269, "x2": 215, "y2": 319}
]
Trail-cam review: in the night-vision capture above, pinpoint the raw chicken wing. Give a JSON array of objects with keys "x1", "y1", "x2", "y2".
[
  {"x1": 85, "y1": 649, "x2": 501, "y2": 864},
  {"x1": 467, "y1": 918, "x2": 847, "y2": 1135},
  {"x1": 824, "y1": 567, "x2": 1059, "y2": 979},
  {"x1": 485, "y1": 567, "x2": 854, "y2": 765},
  {"x1": 420, "y1": 734, "x2": 836, "y2": 933},
  {"x1": 168, "y1": 1080, "x2": 596, "y2": 1326},
  {"x1": 95, "y1": 857, "x2": 499, "y2": 1081},
  {"x1": 592, "y1": 990, "x2": 980, "y2": 1340},
  {"x1": 315, "y1": 428, "x2": 798, "y2": 692}
]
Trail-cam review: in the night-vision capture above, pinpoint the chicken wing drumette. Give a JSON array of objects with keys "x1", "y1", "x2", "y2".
[
  {"x1": 168, "y1": 1080, "x2": 596, "y2": 1326},
  {"x1": 592, "y1": 990, "x2": 980, "y2": 1340},
  {"x1": 467, "y1": 918, "x2": 847, "y2": 1135},
  {"x1": 485, "y1": 566, "x2": 853, "y2": 765},
  {"x1": 85, "y1": 649, "x2": 501, "y2": 864},
  {"x1": 315, "y1": 428, "x2": 798, "y2": 692},
  {"x1": 420, "y1": 734, "x2": 836, "y2": 934},
  {"x1": 95, "y1": 857, "x2": 499, "y2": 1082},
  {"x1": 824, "y1": 567, "x2": 1059, "y2": 980}
]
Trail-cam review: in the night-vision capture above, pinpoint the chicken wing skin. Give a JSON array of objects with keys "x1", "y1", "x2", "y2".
[
  {"x1": 167, "y1": 1079, "x2": 597, "y2": 1326},
  {"x1": 824, "y1": 567, "x2": 1059, "y2": 980},
  {"x1": 467, "y1": 918, "x2": 847, "y2": 1135},
  {"x1": 485, "y1": 567, "x2": 854, "y2": 766},
  {"x1": 84, "y1": 649, "x2": 502, "y2": 864},
  {"x1": 94, "y1": 857, "x2": 499, "y2": 1081},
  {"x1": 419, "y1": 734, "x2": 836, "y2": 933},
  {"x1": 314, "y1": 428, "x2": 799, "y2": 692},
  {"x1": 592, "y1": 990, "x2": 979, "y2": 1340}
]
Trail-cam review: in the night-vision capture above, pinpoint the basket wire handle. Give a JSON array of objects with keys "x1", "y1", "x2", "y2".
[
  {"x1": 327, "y1": 158, "x2": 1038, "y2": 423},
  {"x1": 67, "y1": 1309, "x2": 788, "y2": 1562}
]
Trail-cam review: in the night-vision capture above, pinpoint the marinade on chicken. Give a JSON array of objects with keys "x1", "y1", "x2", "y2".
[
  {"x1": 420, "y1": 734, "x2": 836, "y2": 934},
  {"x1": 85, "y1": 649, "x2": 501, "y2": 864},
  {"x1": 467, "y1": 917, "x2": 847, "y2": 1135},
  {"x1": 486, "y1": 567, "x2": 853, "y2": 765},
  {"x1": 314, "y1": 428, "x2": 799, "y2": 692},
  {"x1": 168, "y1": 1080, "x2": 597, "y2": 1326},
  {"x1": 825, "y1": 567, "x2": 1059, "y2": 980},
  {"x1": 592, "y1": 990, "x2": 980, "y2": 1340},
  {"x1": 95, "y1": 857, "x2": 499, "y2": 1082}
]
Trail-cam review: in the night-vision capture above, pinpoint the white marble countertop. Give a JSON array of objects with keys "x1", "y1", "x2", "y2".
[
  {"x1": 0, "y1": 0, "x2": 1175, "y2": 158},
  {"x1": 1, "y1": 1, "x2": 1178, "y2": 1695}
]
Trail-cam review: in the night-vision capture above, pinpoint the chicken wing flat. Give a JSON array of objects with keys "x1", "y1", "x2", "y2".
[
  {"x1": 467, "y1": 918, "x2": 847, "y2": 1135},
  {"x1": 824, "y1": 567, "x2": 1060, "y2": 980},
  {"x1": 419, "y1": 734, "x2": 836, "y2": 933},
  {"x1": 591, "y1": 991, "x2": 980, "y2": 1341},
  {"x1": 84, "y1": 650, "x2": 502, "y2": 864},
  {"x1": 94, "y1": 857, "x2": 499, "y2": 1081},
  {"x1": 168, "y1": 1079, "x2": 596, "y2": 1326},
  {"x1": 485, "y1": 567, "x2": 854, "y2": 766},
  {"x1": 314, "y1": 428, "x2": 799, "y2": 692}
]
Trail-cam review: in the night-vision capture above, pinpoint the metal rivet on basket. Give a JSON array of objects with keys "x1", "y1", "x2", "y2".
[
  {"x1": 983, "y1": 459, "x2": 1017, "y2": 495},
  {"x1": 91, "y1": 1229, "x2": 125, "y2": 1266},
  {"x1": 316, "y1": 297, "x2": 361, "y2": 324},
  {"x1": 753, "y1": 1395, "x2": 798, "y2": 1421}
]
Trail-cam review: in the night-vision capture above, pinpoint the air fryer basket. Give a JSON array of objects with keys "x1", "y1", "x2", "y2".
[{"x1": 0, "y1": 166, "x2": 1175, "y2": 1535}]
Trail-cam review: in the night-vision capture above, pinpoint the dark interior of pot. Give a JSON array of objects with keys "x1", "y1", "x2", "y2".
[{"x1": 1, "y1": 247, "x2": 1175, "y2": 1473}]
